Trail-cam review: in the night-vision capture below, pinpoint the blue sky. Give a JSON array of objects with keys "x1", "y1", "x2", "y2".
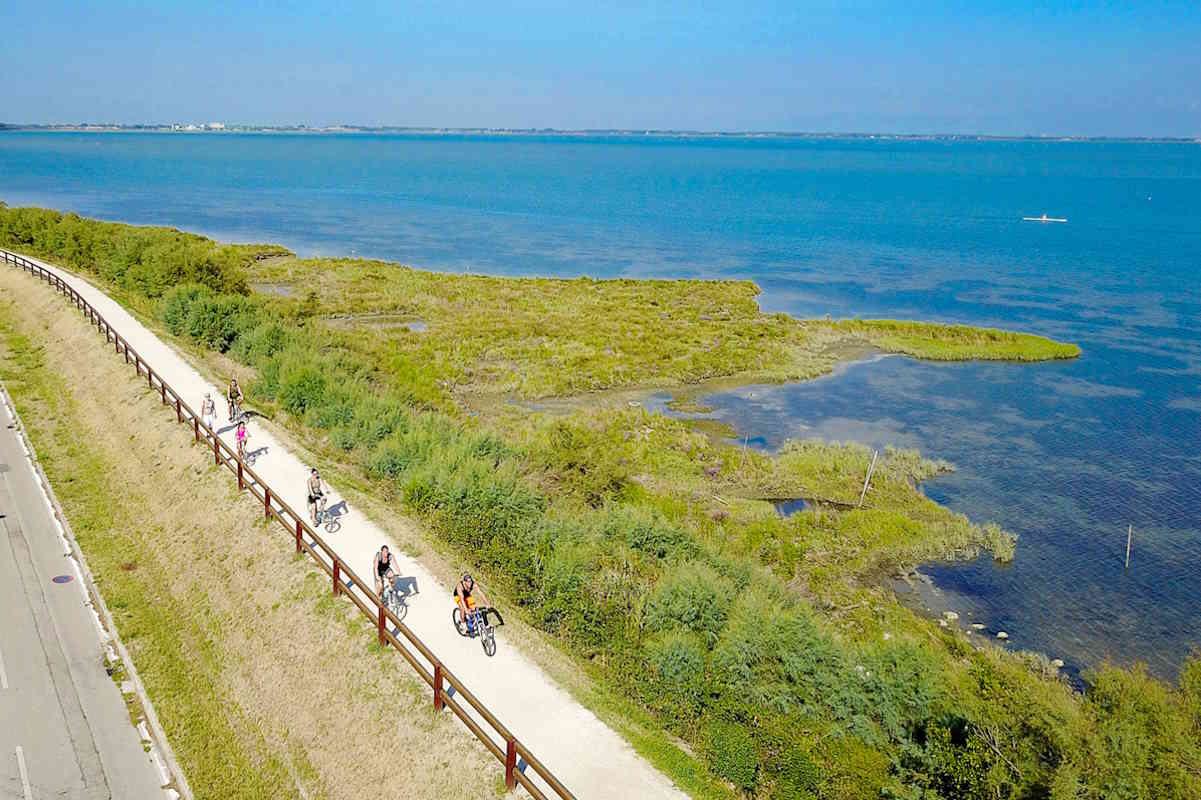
[{"x1": 2, "y1": 1, "x2": 1199, "y2": 136}]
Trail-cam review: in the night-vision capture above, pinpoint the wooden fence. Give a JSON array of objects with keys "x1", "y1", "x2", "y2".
[{"x1": 3, "y1": 248, "x2": 576, "y2": 800}]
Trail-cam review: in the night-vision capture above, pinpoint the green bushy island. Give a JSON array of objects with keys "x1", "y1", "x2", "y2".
[{"x1": 3, "y1": 204, "x2": 1198, "y2": 800}]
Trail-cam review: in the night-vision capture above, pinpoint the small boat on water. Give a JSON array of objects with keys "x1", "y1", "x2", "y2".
[{"x1": 1022, "y1": 213, "x2": 1068, "y2": 223}]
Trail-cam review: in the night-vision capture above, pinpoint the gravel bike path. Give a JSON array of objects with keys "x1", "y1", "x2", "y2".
[{"x1": 11, "y1": 251, "x2": 685, "y2": 800}]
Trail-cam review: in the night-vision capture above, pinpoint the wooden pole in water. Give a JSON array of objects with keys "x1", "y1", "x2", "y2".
[
  {"x1": 1125, "y1": 524, "x2": 1133, "y2": 569},
  {"x1": 858, "y1": 449, "x2": 879, "y2": 508}
]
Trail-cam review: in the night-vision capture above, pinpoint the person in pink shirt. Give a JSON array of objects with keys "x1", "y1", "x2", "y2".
[{"x1": 235, "y1": 419, "x2": 249, "y2": 460}]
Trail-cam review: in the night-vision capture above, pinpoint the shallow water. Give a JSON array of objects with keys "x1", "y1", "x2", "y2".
[
  {"x1": 2, "y1": 131, "x2": 1198, "y2": 677},
  {"x1": 697, "y1": 356, "x2": 1201, "y2": 679}
]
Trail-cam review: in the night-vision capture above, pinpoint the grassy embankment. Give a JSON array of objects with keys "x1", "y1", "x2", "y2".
[
  {"x1": 3, "y1": 204, "x2": 1198, "y2": 800},
  {"x1": 0, "y1": 263, "x2": 509, "y2": 798}
]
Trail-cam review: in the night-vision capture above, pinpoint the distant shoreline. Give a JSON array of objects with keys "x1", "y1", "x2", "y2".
[{"x1": 1, "y1": 123, "x2": 1197, "y2": 144}]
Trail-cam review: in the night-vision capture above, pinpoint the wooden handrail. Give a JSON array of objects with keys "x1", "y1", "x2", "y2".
[{"x1": 3, "y1": 248, "x2": 575, "y2": 800}]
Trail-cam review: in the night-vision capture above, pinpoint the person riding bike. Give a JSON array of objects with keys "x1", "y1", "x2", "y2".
[
  {"x1": 235, "y1": 419, "x2": 249, "y2": 460},
  {"x1": 454, "y1": 573, "x2": 489, "y2": 634},
  {"x1": 226, "y1": 377, "x2": 243, "y2": 422},
  {"x1": 307, "y1": 468, "x2": 327, "y2": 526},
  {"x1": 374, "y1": 544, "x2": 398, "y2": 597}
]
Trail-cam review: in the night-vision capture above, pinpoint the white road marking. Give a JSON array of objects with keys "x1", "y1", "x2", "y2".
[
  {"x1": 0, "y1": 645, "x2": 8, "y2": 689},
  {"x1": 15, "y1": 746, "x2": 33, "y2": 800}
]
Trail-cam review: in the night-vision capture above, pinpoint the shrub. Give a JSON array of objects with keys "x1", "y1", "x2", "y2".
[
  {"x1": 644, "y1": 562, "x2": 736, "y2": 645},
  {"x1": 330, "y1": 426, "x2": 358, "y2": 451},
  {"x1": 230, "y1": 321, "x2": 290, "y2": 364},
  {"x1": 278, "y1": 364, "x2": 328, "y2": 416},
  {"x1": 907, "y1": 719, "x2": 996, "y2": 800},
  {"x1": 305, "y1": 386, "x2": 357, "y2": 430},
  {"x1": 536, "y1": 418, "x2": 628, "y2": 507},
  {"x1": 160, "y1": 284, "x2": 211, "y2": 335},
  {"x1": 353, "y1": 399, "x2": 409, "y2": 446},
  {"x1": 771, "y1": 746, "x2": 821, "y2": 800},
  {"x1": 645, "y1": 631, "x2": 706, "y2": 710},
  {"x1": 1182, "y1": 655, "x2": 1201, "y2": 731},
  {"x1": 855, "y1": 642, "x2": 948, "y2": 745},
  {"x1": 0, "y1": 205, "x2": 277, "y2": 297},
  {"x1": 531, "y1": 538, "x2": 596, "y2": 633},
  {"x1": 646, "y1": 631, "x2": 706, "y2": 686},
  {"x1": 368, "y1": 439, "x2": 415, "y2": 480},
  {"x1": 706, "y1": 719, "x2": 758, "y2": 791},
  {"x1": 599, "y1": 506, "x2": 695, "y2": 560},
  {"x1": 183, "y1": 294, "x2": 261, "y2": 352},
  {"x1": 711, "y1": 590, "x2": 843, "y2": 716}
]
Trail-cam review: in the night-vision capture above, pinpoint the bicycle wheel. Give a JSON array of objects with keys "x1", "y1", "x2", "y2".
[
  {"x1": 452, "y1": 608, "x2": 469, "y2": 637},
  {"x1": 482, "y1": 629, "x2": 496, "y2": 657},
  {"x1": 325, "y1": 518, "x2": 341, "y2": 533}
]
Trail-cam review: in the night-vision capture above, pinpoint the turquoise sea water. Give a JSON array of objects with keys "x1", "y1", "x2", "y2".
[{"x1": 2, "y1": 132, "x2": 1199, "y2": 679}]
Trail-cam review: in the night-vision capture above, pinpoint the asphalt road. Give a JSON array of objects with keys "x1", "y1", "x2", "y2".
[{"x1": 0, "y1": 401, "x2": 164, "y2": 799}]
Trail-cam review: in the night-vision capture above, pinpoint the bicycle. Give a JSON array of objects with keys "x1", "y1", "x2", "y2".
[
  {"x1": 452, "y1": 605, "x2": 500, "y2": 657},
  {"x1": 380, "y1": 577, "x2": 408, "y2": 622},
  {"x1": 312, "y1": 496, "x2": 341, "y2": 533}
]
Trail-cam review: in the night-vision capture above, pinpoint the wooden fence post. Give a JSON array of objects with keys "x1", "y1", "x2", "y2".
[
  {"x1": 295, "y1": 518, "x2": 303, "y2": 553},
  {"x1": 434, "y1": 664, "x2": 444, "y2": 712},
  {"x1": 264, "y1": 487, "x2": 272, "y2": 519},
  {"x1": 194, "y1": 417, "x2": 199, "y2": 442},
  {"x1": 378, "y1": 604, "x2": 386, "y2": 646},
  {"x1": 238, "y1": 459, "x2": 244, "y2": 490},
  {"x1": 505, "y1": 739, "x2": 518, "y2": 791},
  {"x1": 175, "y1": 397, "x2": 181, "y2": 423},
  {"x1": 214, "y1": 434, "x2": 220, "y2": 465},
  {"x1": 332, "y1": 559, "x2": 341, "y2": 596},
  {"x1": 858, "y1": 449, "x2": 879, "y2": 508}
]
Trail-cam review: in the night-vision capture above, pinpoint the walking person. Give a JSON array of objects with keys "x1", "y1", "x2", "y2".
[
  {"x1": 307, "y1": 468, "x2": 327, "y2": 526},
  {"x1": 200, "y1": 392, "x2": 217, "y2": 432}
]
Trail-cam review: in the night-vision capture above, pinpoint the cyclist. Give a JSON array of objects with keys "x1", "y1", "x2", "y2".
[
  {"x1": 226, "y1": 377, "x2": 243, "y2": 422},
  {"x1": 200, "y1": 392, "x2": 217, "y2": 432},
  {"x1": 454, "y1": 573, "x2": 490, "y2": 634},
  {"x1": 306, "y1": 468, "x2": 327, "y2": 526},
  {"x1": 374, "y1": 544, "x2": 398, "y2": 597},
  {"x1": 235, "y1": 420, "x2": 249, "y2": 460}
]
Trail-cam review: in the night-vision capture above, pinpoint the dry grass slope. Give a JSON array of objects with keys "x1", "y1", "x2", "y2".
[{"x1": 0, "y1": 268, "x2": 507, "y2": 800}]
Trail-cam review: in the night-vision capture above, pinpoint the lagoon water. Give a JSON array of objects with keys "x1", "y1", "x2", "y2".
[{"x1": 2, "y1": 132, "x2": 1199, "y2": 678}]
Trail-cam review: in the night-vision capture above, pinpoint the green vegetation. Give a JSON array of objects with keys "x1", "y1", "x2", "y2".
[
  {"x1": 0, "y1": 313, "x2": 306, "y2": 799},
  {"x1": 823, "y1": 319, "x2": 1081, "y2": 363},
  {"x1": 4, "y1": 204, "x2": 1197, "y2": 800},
  {"x1": 245, "y1": 253, "x2": 1077, "y2": 401},
  {"x1": 0, "y1": 271, "x2": 516, "y2": 800}
]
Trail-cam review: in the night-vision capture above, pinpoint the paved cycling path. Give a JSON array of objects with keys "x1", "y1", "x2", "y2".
[{"x1": 13, "y1": 253, "x2": 685, "y2": 800}]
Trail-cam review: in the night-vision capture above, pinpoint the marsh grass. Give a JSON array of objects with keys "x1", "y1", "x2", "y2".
[
  {"x1": 239, "y1": 253, "x2": 1077, "y2": 404},
  {"x1": 6, "y1": 206, "x2": 1198, "y2": 800}
]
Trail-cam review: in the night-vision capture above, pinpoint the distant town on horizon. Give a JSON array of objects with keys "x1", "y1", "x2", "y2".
[{"x1": 1, "y1": 121, "x2": 1197, "y2": 143}]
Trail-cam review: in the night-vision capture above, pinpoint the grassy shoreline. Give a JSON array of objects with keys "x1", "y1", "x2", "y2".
[{"x1": 5, "y1": 204, "x2": 1198, "y2": 800}]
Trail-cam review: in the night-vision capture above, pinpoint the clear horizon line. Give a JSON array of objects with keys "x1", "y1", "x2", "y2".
[{"x1": 2, "y1": 122, "x2": 1199, "y2": 141}]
